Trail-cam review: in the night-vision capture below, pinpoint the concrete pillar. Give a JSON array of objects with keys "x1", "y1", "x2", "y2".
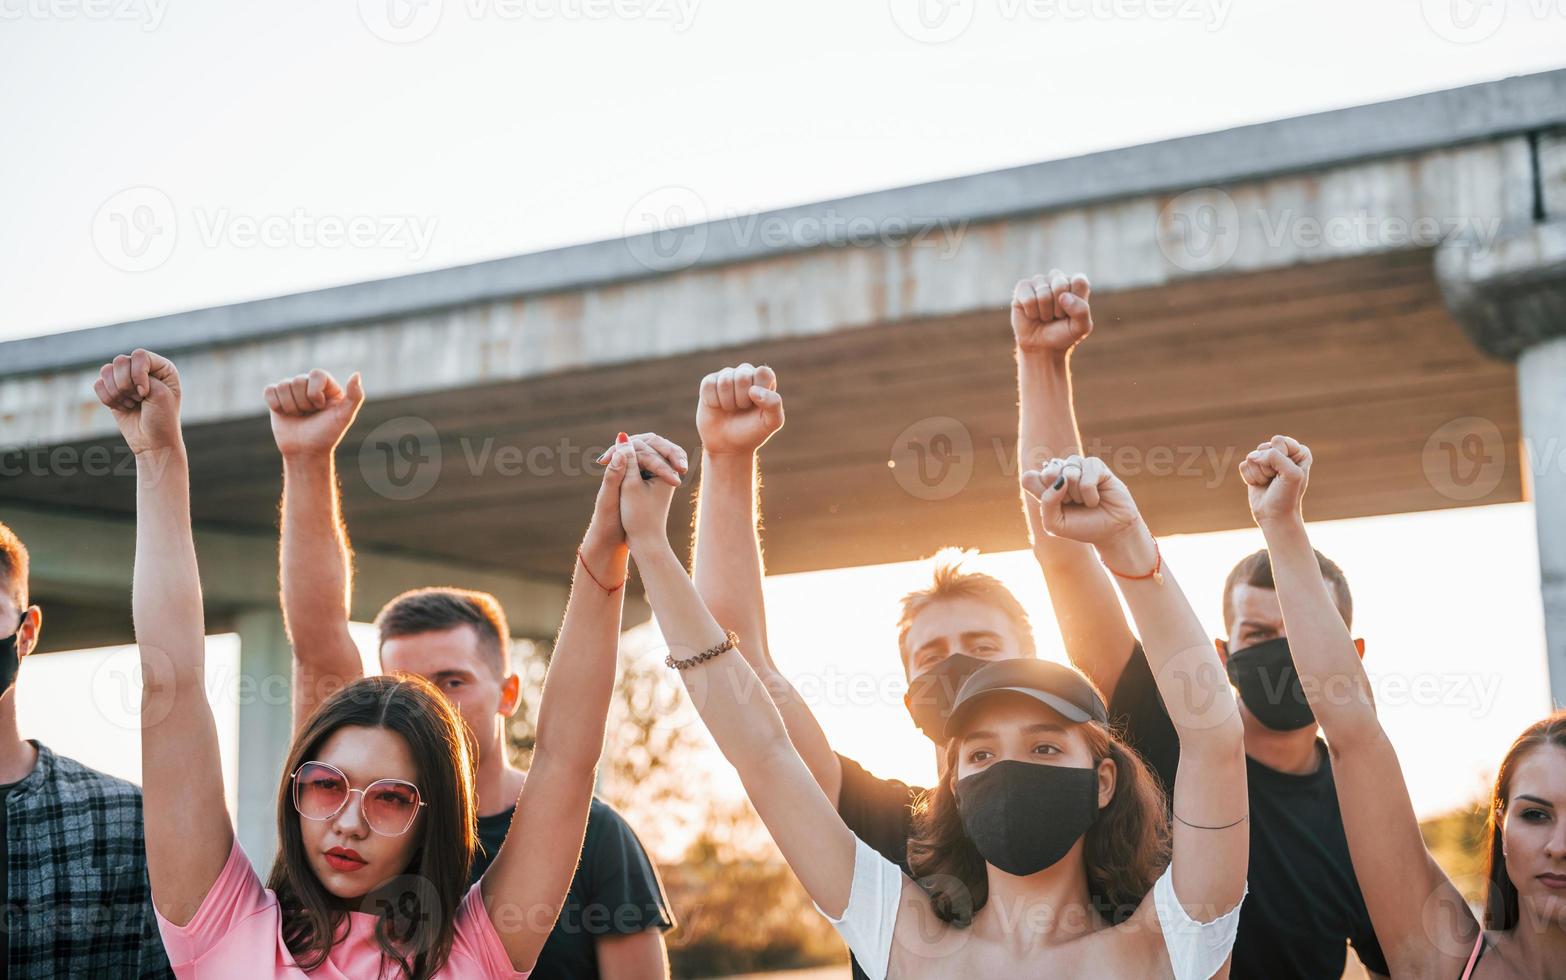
[
  {"x1": 1520, "y1": 336, "x2": 1566, "y2": 709},
  {"x1": 1437, "y1": 220, "x2": 1566, "y2": 709},
  {"x1": 234, "y1": 606, "x2": 292, "y2": 870}
]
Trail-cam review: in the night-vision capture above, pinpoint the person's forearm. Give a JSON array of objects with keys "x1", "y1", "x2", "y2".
[
  {"x1": 134, "y1": 446, "x2": 204, "y2": 687},
  {"x1": 532, "y1": 535, "x2": 627, "y2": 772},
  {"x1": 691, "y1": 452, "x2": 842, "y2": 797},
  {"x1": 642, "y1": 542, "x2": 792, "y2": 772},
  {"x1": 280, "y1": 452, "x2": 359, "y2": 662},
  {"x1": 1018, "y1": 352, "x2": 1137, "y2": 693},
  {"x1": 1102, "y1": 527, "x2": 1242, "y2": 754},
  {"x1": 1261, "y1": 516, "x2": 1380, "y2": 745}
]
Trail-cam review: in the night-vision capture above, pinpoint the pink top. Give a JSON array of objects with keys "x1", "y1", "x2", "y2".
[{"x1": 156, "y1": 840, "x2": 530, "y2": 979}]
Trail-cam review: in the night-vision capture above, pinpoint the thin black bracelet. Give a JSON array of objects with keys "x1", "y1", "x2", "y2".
[
  {"x1": 1173, "y1": 812, "x2": 1249, "y2": 831},
  {"x1": 666, "y1": 630, "x2": 739, "y2": 671}
]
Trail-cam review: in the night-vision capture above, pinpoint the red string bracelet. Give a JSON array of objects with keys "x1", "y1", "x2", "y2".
[
  {"x1": 577, "y1": 547, "x2": 625, "y2": 594},
  {"x1": 1102, "y1": 535, "x2": 1164, "y2": 586}
]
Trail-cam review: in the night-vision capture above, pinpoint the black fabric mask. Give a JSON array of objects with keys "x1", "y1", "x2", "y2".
[
  {"x1": 904, "y1": 654, "x2": 986, "y2": 742},
  {"x1": 0, "y1": 615, "x2": 24, "y2": 699},
  {"x1": 955, "y1": 760, "x2": 1100, "y2": 877},
  {"x1": 1226, "y1": 636, "x2": 1315, "y2": 731}
]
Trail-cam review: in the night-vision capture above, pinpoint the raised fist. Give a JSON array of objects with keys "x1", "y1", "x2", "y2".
[
  {"x1": 1011, "y1": 270, "x2": 1093, "y2": 356},
  {"x1": 1021, "y1": 455, "x2": 1142, "y2": 547},
  {"x1": 264, "y1": 370, "x2": 365, "y2": 458},
  {"x1": 94, "y1": 349, "x2": 183, "y2": 456},
  {"x1": 696, "y1": 363, "x2": 784, "y2": 457},
  {"x1": 1240, "y1": 435, "x2": 1311, "y2": 528}
]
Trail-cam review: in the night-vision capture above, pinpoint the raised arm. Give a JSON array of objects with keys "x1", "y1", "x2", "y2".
[
  {"x1": 265, "y1": 370, "x2": 368, "y2": 733},
  {"x1": 1026, "y1": 458, "x2": 1248, "y2": 920},
  {"x1": 690, "y1": 365, "x2": 844, "y2": 803},
  {"x1": 479, "y1": 434, "x2": 678, "y2": 971},
  {"x1": 1012, "y1": 272, "x2": 1137, "y2": 696},
  {"x1": 629, "y1": 436, "x2": 860, "y2": 919},
  {"x1": 95, "y1": 351, "x2": 232, "y2": 925},
  {"x1": 1240, "y1": 436, "x2": 1476, "y2": 973}
]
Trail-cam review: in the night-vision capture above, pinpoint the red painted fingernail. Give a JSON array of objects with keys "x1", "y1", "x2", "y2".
[{"x1": 616, "y1": 432, "x2": 629, "y2": 444}]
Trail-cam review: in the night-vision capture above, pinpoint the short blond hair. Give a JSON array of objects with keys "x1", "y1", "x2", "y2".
[{"x1": 896, "y1": 548, "x2": 1035, "y2": 669}]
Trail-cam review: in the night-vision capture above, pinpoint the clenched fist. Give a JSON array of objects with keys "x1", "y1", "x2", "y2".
[
  {"x1": 264, "y1": 370, "x2": 365, "y2": 458},
  {"x1": 1240, "y1": 435, "x2": 1312, "y2": 529},
  {"x1": 1011, "y1": 270, "x2": 1093, "y2": 356},
  {"x1": 94, "y1": 349, "x2": 183, "y2": 456},
  {"x1": 696, "y1": 363, "x2": 784, "y2": 457},
  {"x1": 1021, "y1": 455, "x2": 1142, "y2": 547}
]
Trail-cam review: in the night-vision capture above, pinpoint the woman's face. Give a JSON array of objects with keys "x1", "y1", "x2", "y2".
[
  {"x1": 1502, "y1": 743, "x2": 1566, "y2": 926},
  {"x1": 297, "y1": 725, "x2": 426, "y2": 901},
  {"x1": 954, "y1": 693, "x2": 1115, "y2": 807}
]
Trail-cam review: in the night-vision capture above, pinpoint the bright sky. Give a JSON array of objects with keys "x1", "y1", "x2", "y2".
[
  {"x1": 7, "y1": 2, "x2": 1564, "y2": 852},
  {"x1": 4, "y1": 1, "x2": 1566, "y2": 338}
]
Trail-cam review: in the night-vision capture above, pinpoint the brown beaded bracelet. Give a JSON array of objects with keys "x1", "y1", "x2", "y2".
[{"x1": 666, "y1": 630, "x2": 739, "y2": 671}]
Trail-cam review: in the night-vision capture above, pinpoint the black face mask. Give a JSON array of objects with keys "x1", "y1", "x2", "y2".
[
  {"x1": 1225, "y1": 636, "x2": 1315, "y2": 731},
  {"x1": 0, "y1": 615, "x2": 24, "y2": 700},
  {"x1": 956, "y1": 760, "x2": 1100, "y2": 877},
  {"x1": 904, "y1": 654, "x2": 986, "y2": 742}
]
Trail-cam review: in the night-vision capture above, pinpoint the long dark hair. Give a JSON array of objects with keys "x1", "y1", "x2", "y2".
[
  {"x1": 907, "y1": 720, "x2": 1170, "y2": 927},
  {"x1": 266, "y1": 674, "x2": 478, "y2": 979},
  {"x1": 1485, "y1": 709, "x2": 1566, "y2": 930}
]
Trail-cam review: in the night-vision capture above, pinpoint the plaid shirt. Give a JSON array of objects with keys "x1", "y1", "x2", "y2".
[{"x1": 3, "y1": 741, "x2": 172, "y2": 978}]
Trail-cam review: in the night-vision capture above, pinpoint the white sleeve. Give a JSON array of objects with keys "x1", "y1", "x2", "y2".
[
  {"x1": 812, "y1": 835, "x2": 905, "y2": 980},
  {"x1": 1153, "y1": 864, "x2": 1247, "y2": 980}
]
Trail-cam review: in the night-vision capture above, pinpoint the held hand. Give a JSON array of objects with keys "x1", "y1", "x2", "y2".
[
  {"x1": 696, "y1": 363, "x2": 785, "y2": 457},
  {"x1": 588, "y1": 432, "x2": 686, "y2": 552},
  {"x1": 1240, "y1": 435, "x2": 1311, "y2": 528},
  {"x1": 1021, "y1": 455, "x2": 1142, "y2": 547},
  {"x1": 94, "y1": 349, "x2": 183, "y2": 456},
  {"x1": 264, "y1": 370, "x2": 366, "y2": 457},
  {"x1": 616, "y1": 435, "x2": 683, "y2": 553},
  {"x1": 1011, "y1": 270, "x2": 1093, "y2": 356}
]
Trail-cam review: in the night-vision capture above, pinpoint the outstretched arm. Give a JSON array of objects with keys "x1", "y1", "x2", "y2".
[
  {"x1": 266, "y1": 370, "x2": 368, "y2": 733},
  {"x1": 690, "y1": 364, "x2": 843, "y2": 804},
  {"x1": 629, "y1": 442, "x2": 860, "y2": 919},
  {"x1": 96, "y1": 351, "x2": 232, "y2": 925},
  {"x1": 1012, "y1": 273, "x2": 1137, "y2": 697},
  {"x1": 1241, "y1": 436, "x2": 1476, "y2": 973},
  {"x1": 1027, "y1": 458, "x2": 1247, "y2": 920},
  {"x1": 480, "y1": 434, "x2": 681, "y2": 972}
]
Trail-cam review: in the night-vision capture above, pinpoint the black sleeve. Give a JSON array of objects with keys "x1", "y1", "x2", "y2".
[
  {"x1": 835, "y1": 754, "x2": 923, "y2": 875},
  {"x1": 581, "y1": 801, "x2": 676, "y2": 934},
  {"x1": 1105, "y1": 641, "x2": 1180, "y2": 799}
]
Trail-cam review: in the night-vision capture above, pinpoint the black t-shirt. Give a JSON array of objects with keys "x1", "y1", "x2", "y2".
[
  {"x1": 835, "y1": 754, "x2": 926, "y2": 980},
  {"x1": 1110, "y1": 644, "x2": 1389, "y2": 979},
  {"x1": 471, "y1": 797, "x2": 675, "y2": 980}
]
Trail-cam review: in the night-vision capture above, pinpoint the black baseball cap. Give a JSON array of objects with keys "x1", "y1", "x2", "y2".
[{"x1": 942, "y1": 659, "x2": 1109, "y2": 740}]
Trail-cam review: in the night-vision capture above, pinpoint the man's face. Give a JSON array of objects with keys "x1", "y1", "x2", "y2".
[
  {"x1": 1220, "y1": 584, "x2": 1286, "y2": 659},
  {"x1": 0, "y1": 589, "x2": 41, "y2": 667},
  {"x1": 379, "y1": 625, "x2": 519, "y2": 758},
  {"x1": 904, "y1": 597, "x2": 1028, "y2": 681}
]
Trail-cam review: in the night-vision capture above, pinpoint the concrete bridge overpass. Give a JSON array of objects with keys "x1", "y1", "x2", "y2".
[{"x1": 4, "y1": 70, "x2": 1565, "y2": 861}]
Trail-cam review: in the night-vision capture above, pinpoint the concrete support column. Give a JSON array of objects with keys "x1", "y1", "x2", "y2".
[
  {"x1": 1438, "y1": 220, "x2": 1566, "y2": 709},
  {"x1": 1519, "y1": 336, "x2": 1566, "y2": 709},
  {"x1": 234, "y1": 606, "x2": 292, "y2": 870}
]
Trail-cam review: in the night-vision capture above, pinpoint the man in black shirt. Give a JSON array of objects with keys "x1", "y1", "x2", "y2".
[
  {"x1": 1009, "y1": 269, "x2": 1388, "y2": 978},
  {"x1": 269, "y1": 370, "x2": 675, "y2": 980},
  {"x1": 687, "y1": 364, "x2": 1044, "y2": 980}
]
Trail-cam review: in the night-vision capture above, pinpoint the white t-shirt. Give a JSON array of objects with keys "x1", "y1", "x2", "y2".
[{"x1": 818, "y1": 835, "x2": 1244, "y2": 980}]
